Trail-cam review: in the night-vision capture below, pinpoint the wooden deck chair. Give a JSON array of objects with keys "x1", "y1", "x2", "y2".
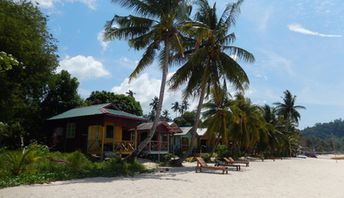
[
  {"x1": 195, "y1": 157, "x2": 228, "y2": 174},
  {"x1": 224, "y1": 157, "x2": 249, "y2": 167},
  {"x1": 216, "y1": 160, "x2": 241, "y2": 171}
]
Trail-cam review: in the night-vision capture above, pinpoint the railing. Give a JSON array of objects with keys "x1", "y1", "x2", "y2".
[
  {"x1": 113, "y1": 141, "x2": 135, "y2": 153},
  {"x1": 147, "y1": 141, "x2": 168, "y2": 152}
]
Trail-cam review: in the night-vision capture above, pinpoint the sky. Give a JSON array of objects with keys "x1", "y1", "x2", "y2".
[{"x1": 32, "y1": 0, "x2": 344, "y2": 129}]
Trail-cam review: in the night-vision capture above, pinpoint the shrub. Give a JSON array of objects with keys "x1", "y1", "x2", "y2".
[
  {"x1": 0, "y1": 144, "x2": 48, "y2": 176},
  {"x1": 65, "y1": 151, "x2": 93, "y2": 173},
  {"x1": 0, "y1": 146, "x2": 146, "y2": 188},
  {"x1": 215, "y1": 145, "x2": 230, "y2": 159},
  {"x1": 199, "y1": 153, "x2": 212, "y2": 162}
]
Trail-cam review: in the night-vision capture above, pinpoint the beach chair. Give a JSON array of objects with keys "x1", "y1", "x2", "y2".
[
  {"x1": 224, "y1": 157, "x2": 249, "y2": 167},
  {"x1": 195, "y1": 157, "x2": 228, "y2": 174},
  {"x1": 216, "y1": 160, "x2": 241, "y2": 171}
]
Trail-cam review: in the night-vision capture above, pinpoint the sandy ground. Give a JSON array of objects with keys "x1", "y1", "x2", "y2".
[{"x1": 1, "y1": 157, "x2": 344, "y2": 198}]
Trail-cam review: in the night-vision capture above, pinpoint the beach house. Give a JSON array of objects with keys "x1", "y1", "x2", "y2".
[
  {"x1": 46, "y1": 103, "x2": 146, "y2": 158},
  {"x1": 136, "y1": 121, "x2": 181, "y2": 155}
]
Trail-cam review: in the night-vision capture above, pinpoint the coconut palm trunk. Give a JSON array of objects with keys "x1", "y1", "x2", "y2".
[
  {"x1": 129, "y1": 41, "x2": 171, "y2": 159},
  {"x1": 173, "y1": 73, "x2": 207, "y2": 166}
]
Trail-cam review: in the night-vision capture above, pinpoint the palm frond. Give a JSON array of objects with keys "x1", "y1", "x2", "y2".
[
  {"x1": 129, "y1": 42, "x2": 157, "y2": 80},
  {"x1": 224, "y1": 46, "x2": 255, "y2": 63}
]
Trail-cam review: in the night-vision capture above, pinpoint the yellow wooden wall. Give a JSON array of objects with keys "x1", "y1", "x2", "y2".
[
  {"x1": 87, "y1": 125, "x2": 104, "y2": 154},
  {"x1": 114, "y1": 126, "x2": 122, "y2": 142}
]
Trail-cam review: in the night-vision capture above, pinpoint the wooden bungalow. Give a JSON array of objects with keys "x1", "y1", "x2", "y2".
[
  {"x1": 197, "y1": 128, "x2": 209, "y2": 151},
  {"x1": 136, "y1": 121, "x2": 181, "y2": 155},
  {"x1": 173, "y1": 127, "x2": 193, "y2": 153},
  {"x1": 46, "y1": 103, "x2": 146, "y2": 158},
  {"x1": 173, "y1": 127, "x2": 209, "y2": 153}
]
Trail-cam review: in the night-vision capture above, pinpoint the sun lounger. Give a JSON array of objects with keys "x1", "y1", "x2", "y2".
[
  {"x1": 195, "y1": 157, "x2": 228, "y2": 174},
  {"x1": 224, "y1": 157, "x2": 249, "y2": 167},
  {"x1": 216, "y1": 160, "x2": 241, "y2": 171}
]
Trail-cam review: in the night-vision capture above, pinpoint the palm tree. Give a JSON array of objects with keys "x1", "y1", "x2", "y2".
[
  {"x1": 149, "y1": 96, "x2": 159, "y2": 112},
  {"x1": 161, "y1": 109, "x2": 170, "y2": 121},
  {"x1": 104, "y1": 0, "x2": 191, "y2": 158},
  {"x1": 180, "y1": 99, "x2": 189, "y2": 115},
  {"x1": 229, "y1": 93, "x2": 267, "y2": 154},
  {"x1": 126, "y1": 90, "x2": 135, "y2": 97},
  {"x1": 274, "y1": 90, "x2": 306, "y2": 125},
  {"x1": 171, "y1": 101, "x2": 180, "y2": 117},
  {"x1": 202, "y1": 86, "x2": 232, "y2": 148},
  {"x1": 274, "y1": 90, "x2": 305, "y2": 156},
  {"x1": 169, "y1": 0, "x2": 254, "y2": 164}
]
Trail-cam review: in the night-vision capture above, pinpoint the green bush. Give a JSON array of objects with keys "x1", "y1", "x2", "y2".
[
  {"x1": 215, "y1": 145, "x2": 230, "y2": 159},
  {"x1": 92, "y1": 157, "x2": 145, "y2": 177},
  {"x1": 0, "y1": 145, "x2": 146, "y2": 188},
  {"x1": 0, "y1": 144, "x2": 48, "y2": 176},
  {"x1": 199, "y1": 153, "x2": 212, "y2": 162},
  {"x1": 65, "y1": 151, "x2": 93, "y2": 173}
]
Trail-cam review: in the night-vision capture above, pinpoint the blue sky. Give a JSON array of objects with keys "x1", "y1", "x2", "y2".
[{"x1": 34, "y1": 0, "x2": 344, "y2": 129}]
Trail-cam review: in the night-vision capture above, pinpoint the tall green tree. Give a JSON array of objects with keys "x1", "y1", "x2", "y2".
[
  {"x1": 229, "y1": 94, "x2": 267, "y2": 153},
  {"x1": 274, "y1": 90, "x2": 306, "y2": 125},
  {"x1": 86, "y1": 91, "x2": 143, "y2": 116},
  {"x1": 104, "y1": 0, "x2": 191, "y2": 158},
  {"x1": 274, "y1": 90, "x2": 305, "y2": 156},
  {"x1": 202, "y1": 86, "x2": 232, "y2": 147},
  {"x1": 180, "y1": 99, "x2": 189, "y2": 115},
  {"x1": 0, "y1": 51, "x2": 19, "y2": 72},
  {"x1": 171, "y1": 101, "x2": 180, "y2": 117},
  {"x1": 41, "y1": 70, "x2": 82, "y2": 119},
  {"x1": 173, "y1": 111, "x2": 196, "y2": 127},
  {"x1": 126, "y1": 90, "x2": 135, "y2": 97},
  {"x1": 0, "y1": 0, "x2": 58, "y2": 144},
  {"x1": 161, "y1": 110, "x2": 171, "y2": 121},
  {"x1": 169, "y1": 0, "x2": 254, "y2": 164}
]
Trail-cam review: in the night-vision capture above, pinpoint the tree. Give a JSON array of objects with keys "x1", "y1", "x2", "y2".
[
  {"x1": 126, "y1": 90, "x2": 135, "y2": 97},
  {"x1": 273, "y1": 90, "x2": 305, "y2": 156},
  {"x1": 229, "y1": 93, "x2": 267, "y2": 153},
  {"x1": 171, "y1": 102, "x2": 180, "y2": 117},
  {"x1": 104, "y1": 0, "x2": 191, "y2": 158},
  {"x1": 0, "y1": 0, "x2": 59, "y2": 144},
  {"x1": 202, "y1": 86, "x2": 232, "y2": 148},
  {"x1": 86, "y1": 91, "x2": 143, "y2": 116},
  {"x1": 41, "y1": 70, "x2": 82, "y2": 119},
  {"x1": 173, "y1": 111, "x2": 196, "y2": 127},
  {"x1": 149, "y1": 96, "x2": 159, "y2": 113},
  {"x1": 147, "y1": 96, "x2": 159, "y2": 121},
  {"x1": 180, "y1": 100, "x2": 189, "y2": 115},
  {"x1": 169, "y1": 0, "x2": 254, "y2": 164},
  {"x1": 161, "y1": 110, "x2": 171, "y2": 121},
  {"x1": 274, "y1": 90, "x2": 306, "y2": 125},
  {"x1": 0, "y1": 51, "x2": 19, "y2": 72}
]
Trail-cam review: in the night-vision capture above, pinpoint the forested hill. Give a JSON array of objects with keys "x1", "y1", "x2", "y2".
[{"x1": 301, "y1": 119, "x2": 344, "y2": 138}]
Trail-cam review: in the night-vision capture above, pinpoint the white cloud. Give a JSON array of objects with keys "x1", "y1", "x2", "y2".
[
  {"x1": 115, "y1": 57, "x2": 139, "y2": 69},
  {"x1": 261, "y1": 50, "x2": 295, "y2": 77},
  {"x1": 58, "y1": 55, "x2": 111, "y2": 80},
  {"x1": 111, "y1": 73, "x2": 198, "y2": 116},
  {"x1": 258, "y1": 7, "x2": 273, "y2": 31},
  {"x1": 30, "y1": 0, "x2": 97, "y2": 10},
  {"x1": 288, "y1": 23, "x2": 342, "y2": 38},
  {"x1": 97, "y1": 30, "x2": 110, "y2": 50}
]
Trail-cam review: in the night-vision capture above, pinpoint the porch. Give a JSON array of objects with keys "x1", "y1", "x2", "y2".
[
  {"x1": 144, "y1": 140, "x2": 169, "y2": 154},
  {"x1": 87, "y1": 124, "x2": 138, "y2": 158}
]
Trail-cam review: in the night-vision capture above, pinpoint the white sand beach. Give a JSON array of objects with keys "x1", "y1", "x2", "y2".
[{"x1": 1, "y1": 157, "x2": 344, "y2": 198}]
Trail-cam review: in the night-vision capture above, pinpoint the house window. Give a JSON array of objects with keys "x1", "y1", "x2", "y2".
[
  {"x1": 66, "y1": 123, "x2": 76, "y2": 138},
  {"x1": 106, "y1": 125, "x2": 114, "y2": 138},
  {"x1": 161, "y1": 134, "x2": 168, "y2": 142}
]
